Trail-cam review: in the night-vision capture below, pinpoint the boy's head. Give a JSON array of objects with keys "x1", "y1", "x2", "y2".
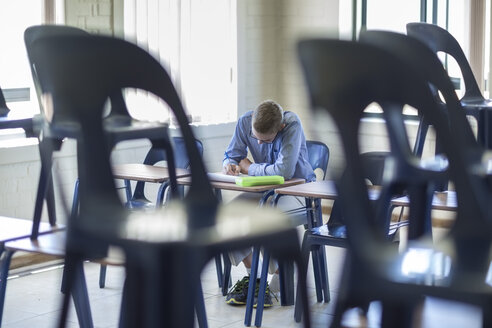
[{"x1": 251, "y1": 100, "x2": 284, "y2": 144}]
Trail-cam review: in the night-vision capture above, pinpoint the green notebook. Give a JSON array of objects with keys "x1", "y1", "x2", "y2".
[{"x1": 235, "y1": 175, "x2": 285, "y2": 187}]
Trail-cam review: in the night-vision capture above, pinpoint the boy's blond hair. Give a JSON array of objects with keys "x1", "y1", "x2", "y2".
[{"x1": 252, "y1": 100, "x2": 284, "y2": 134}]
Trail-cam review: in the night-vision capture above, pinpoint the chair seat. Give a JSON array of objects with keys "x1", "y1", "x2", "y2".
[
  {"x1": 312, "y1": 224, "x2": 347, "y2": 239},
  {"x1": 92, "y1": 246, "x2": 126, "y2": 266},
  {"x1": 461, "y1": 98, "x2": 492, "y2": 108},
  {"x1": 0, "y1": 217, "x2": 62, "y2": 242},
  {"x1": 46, "y1": 116, "x2": 169, "y2": 142},
  {"x1": 5, "y1": 229, "x2": 67, "y2": 257}
]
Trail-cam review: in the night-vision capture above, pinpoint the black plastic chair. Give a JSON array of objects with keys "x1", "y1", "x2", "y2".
[
  {"x1": 297, "y1": 37, "x2": 492, "y2": 328},
  {"x1": 292, "y1": 151, "x2": 391, "y2": 322},
  {"x1": 24, "y1": 25, "x2": 178, "y2": 241},
  {"x1": 406, "y1": 22, "x2": 492, "y2": 149},
  {"x1": 0, "y1": 85, "x2": 65, "y2": 328},
  {"x1": 26, "y1": 33, "x2": 311, "y2": 328},
  {"x1": 97, "y1": 136, "x2": 204, "y2": 289}
]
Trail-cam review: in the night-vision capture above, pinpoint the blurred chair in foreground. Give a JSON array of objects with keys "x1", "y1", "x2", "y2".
[
  {"x1": 97, "y1": 137, "x2": 203, "y2": 289},
  {"x1": 24, "y1": 24, "x2": 178, "y2": 241},
  {"x1": 27, "y1": 34, "x2": 311, "y2": 327},
  {"x1": 297, "y1": 37, "x2": 492, "y2": 328}
]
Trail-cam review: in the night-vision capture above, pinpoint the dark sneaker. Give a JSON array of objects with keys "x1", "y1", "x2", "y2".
[
  {"x1": 254, "y1": 280, "x2": 277, "y2": 308},
  {"x1": 225, "y1": 275, "x2": 250, "y2": 305}
]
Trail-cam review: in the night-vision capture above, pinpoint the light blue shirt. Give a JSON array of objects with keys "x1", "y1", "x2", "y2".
[{"x1": 223, "y1": 110, "x2": 315, "y2": 182}]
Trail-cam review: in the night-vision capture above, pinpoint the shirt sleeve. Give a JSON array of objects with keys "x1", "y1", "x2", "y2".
[
  {"x1": 223, "y1": 116, "x2": 249, "y2": 167},
  {"x1": 247, "y1": 121, "x2": 302, "y2": 179}
]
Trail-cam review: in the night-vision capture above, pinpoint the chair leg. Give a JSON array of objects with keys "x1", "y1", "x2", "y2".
[
  {"x1": 311, "y1": 245, "x2": 324, "y2": 302},
  {"x1": 215, "y1": 255, "x2": 223, "y2": 288},
  {"x1": 72, "y1": 260, "x2": 94, "y2": 328},
  {"x1": 46, "y1": 175, "x2": 57, "y2": 225},
  {"x1": 59, "y1": 255, "x2": 94, "y2": 328},
  {"x1": 0, "y1": 250, "x2": 14, "y2": 327},
  {"x1": 99, "y1": 265, "x2": 107, "y2": 288},
  {"x1": 278, "y1": 260, "x2": 294, "y2": 306},
  {"x1": 381, "y1": 301, "x2": 414, "y2": 328},
  {"x1": 195, "y1": 279, "x2": 208, "y2": 328},
  {"x1": 483, "y1": 305, "x2": 492, "y2": 328},
  {"x1": 32, "y1": 142, "x2": 54, "y2": 239},
  {"x1": 244, "y1": 246, "x2": 260, "y2": 327},
  {"x1": 289, "y1": 241, "x2": 311, "y2": 328},
  {"x1": 221, "y1": 254, "x2": 232, "y2": 296},
  {"x1": 295, "y1": 231, "x2": 312, "y2": 322},
  {"x1": 254, "y1": 249, "x2": 271, "y2": 327},
  {"x1": 124, "y1": 180, "x2": 132, "y2": 205},
  {"x1": 317, "y1": 246, "x2": 330, "y2": 303}
]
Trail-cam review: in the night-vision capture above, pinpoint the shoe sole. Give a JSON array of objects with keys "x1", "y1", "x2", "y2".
[
  {"x1": 253, "y1": 302, "x2": 273, "y2": 308},
  {"x1": 225, "y1": 298, "x2": 247, "y2": 305}
]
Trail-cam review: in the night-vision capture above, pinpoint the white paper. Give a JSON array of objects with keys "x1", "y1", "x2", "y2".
[{"x1": 207, "y1": 172, "x2": 247, "y2": 183}]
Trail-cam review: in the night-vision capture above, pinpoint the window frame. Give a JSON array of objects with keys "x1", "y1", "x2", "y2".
[{"x1": 352, "y1": 0, "x2": 484, "y2": 122}]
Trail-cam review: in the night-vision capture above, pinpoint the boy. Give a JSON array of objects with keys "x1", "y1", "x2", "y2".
[{"x1": 222, "y1": 100, "x2": 315, "y2": 306}]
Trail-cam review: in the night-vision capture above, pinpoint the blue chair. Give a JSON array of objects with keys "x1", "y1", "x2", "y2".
[{"x1": 125, "y1": 137, "x2": 204, "y2": 210}]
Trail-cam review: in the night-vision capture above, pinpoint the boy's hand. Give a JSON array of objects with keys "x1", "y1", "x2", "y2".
[
  {"x1": 238, "y1": 158, "x2": 252, "y2": 174},
  {"x1": 223, "y1": 163, "x2": 241, "y2": 175}
]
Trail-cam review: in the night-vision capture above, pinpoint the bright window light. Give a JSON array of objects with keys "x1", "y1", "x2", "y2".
[{"x1": 124, "y1": 0, "x2": 237, "y2": 125}]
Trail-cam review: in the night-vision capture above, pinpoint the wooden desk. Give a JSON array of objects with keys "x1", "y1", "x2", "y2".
[
  {"x1": 391, "y1": 190, "x2": 457, "y2": 211},
  {"x1": 177, "y1": 176, "x2": 305, "y2": 205},
  {"x1": 274, "y1": 180, "x2": 337, "y2": 199},
  {"x1": 112, "y1": 164, "x2": 190, "y2": 182},
  {"x1": 275, "y1": 180, "x2": 381, "y2": 203},
  {"x1": 112, "y1": 164, "x2": 191, "y2": 206}
]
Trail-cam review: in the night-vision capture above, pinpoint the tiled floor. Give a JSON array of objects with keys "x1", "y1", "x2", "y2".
[{"x1": 1, "y1": 245, "x2": 484, "y2": 328}]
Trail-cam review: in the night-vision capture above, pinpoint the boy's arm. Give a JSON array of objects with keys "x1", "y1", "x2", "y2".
[{"x1": 223, "y1": 117, "x2": 249, "y2": 170}]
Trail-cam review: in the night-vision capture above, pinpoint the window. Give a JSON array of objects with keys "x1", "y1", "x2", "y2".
[
  {"x1": 123, "y1": 0, "x2": 237, "y2": 125},
  {"x1": 350, "y1": 0, "x2": 476, "y2": 119},
  {"x1": 0, "y1": 0, "x2": 62, "y2": 119}
]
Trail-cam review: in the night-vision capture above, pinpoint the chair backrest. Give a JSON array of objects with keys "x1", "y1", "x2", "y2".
[
  {"x1": 131, "y1": 137, "x2": 204, "y2": 202},
  {"x1": 359, "y1": 30, "x2": 478, "y2": 148},
  {"x1": 0, "y1": 86, "x2": 10, "y2": 116},
  {"x1": 24, "y1": 25, "x2": 130, "y2": 121},
  {"x1": 359, "y1": 30, "x2": 479, "y2": 191},
  {"x1": 297, "y1": 39, "x2": 491, "y2": 274},
  {"x1": 406, "y1": 22, "x2": 483, "y2": 101},
  {"x1": 306, "y1": 140, "x2": 329, "y2": 180},
  {"x1": 29, "y1": 34, "x2": 217, "y2": 230}
]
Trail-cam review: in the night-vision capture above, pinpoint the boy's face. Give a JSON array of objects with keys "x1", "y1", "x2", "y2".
[{"x1": 251, "y1": 127, "x2": 278, "y2": 144}]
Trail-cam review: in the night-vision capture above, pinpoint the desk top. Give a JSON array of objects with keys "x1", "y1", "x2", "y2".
[
  {"x1": 177, "y1": 176, "x2": 305, "y2": 192},
  {"x1": 274, "y1": 180, "x2": 381, "y2": 200},
  {"x1": 274, "y1": 180, "x2": 338, "y2": 199},
  {"x1": 112, "y1": 164, "x2": 191, "y2": 183},
  {"x1": 391, "y1": 191, "x2": 457, "y2": 211}
]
